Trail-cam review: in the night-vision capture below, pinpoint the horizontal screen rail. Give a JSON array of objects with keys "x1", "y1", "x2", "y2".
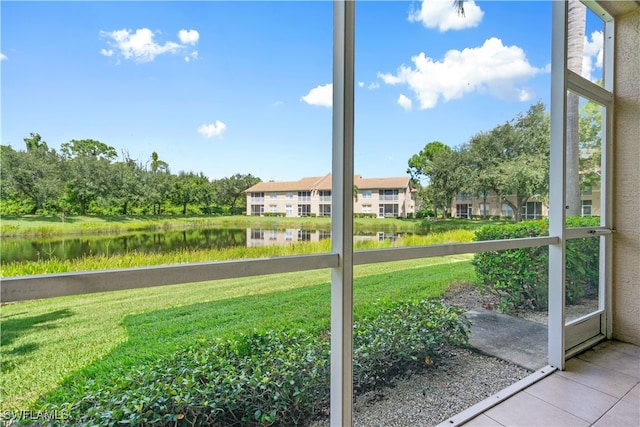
[
  {"x1": 353, "y1": 236, "x2": 560, "y2": 265},
  {"x1": 2, "y1": 236, "x2": 564, "y2": 303},
  {"x1": 1, "y1": 253, "x2": 339, "y2": 303}
]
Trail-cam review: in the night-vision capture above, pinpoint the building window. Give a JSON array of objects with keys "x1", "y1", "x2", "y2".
[
  {"x1": 379, "y1": 204, "x2": 398, "y2": 217},
  {"x1": 286, "y1": 192, "x2": 293, "y2": 199},
  {"x1": 455, "y1": 204, "x2": 472, "y2": 219},
  {"x1": 379, "y1": 189, "x2": 398, "y2": 201},
  {"x1": 285, "y1": 230, "x2": 293, "y2": 241},
  {"x1": 456, "y1": 193, "x2": 472, "y2": 201},
  {"x1": 522, "y1": 202, "x2": 543, "y2": 220},
  {"x1": 581, "y1": 200, "x2": 592, "y2": 217},
  {"x1": 362, "y1": 190, "x2": 372, "y2": 199},
  {"x1": 298, "y1": 230, "x2": 311, "y2": 241},
  {"x1": 479, "y1": 203, "x2": 490, "y2": 217},
  {"x1": 250, "y1": 229, "x2": 264, "y2": 240},
  {"x1": 298, "y1": 191, "x2": 311, "y2": 202},
  {"x1": 269, "y1": 230, "x2": 278, "y2": 241},
  {"x1": 250, "y1": 205, "x2": 264, "y2": 216},
  {"x1": 501, "y1": 204, "x2": 514, "y2": 218},
  {"x1": 298, "y1": 204, "x2": 311, "y2": 217},
  {"x1": 319, "y1": 190, "x2": 331, "y2": 202},
  {"x1": 285, "y1": 205, "x2": 293, "y2": 215},
  {"x1": 362, "y1": 204, "x2": 372, "y2": 214},
  {"x1": 270, "y1": 192, "x2": 277, "y2": 199},
  {"x1": 269, "y1": 204, "x2": 277, "y2": 213},
  {"x1": 251, "y1": 192, "x2": 264, "y2": 202},
  {"x1": 319, "y1": 204, "x2": 331, "y2": 217}
]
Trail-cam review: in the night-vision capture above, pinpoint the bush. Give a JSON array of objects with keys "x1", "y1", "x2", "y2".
[
  {"x1": 472, "y1": 217, "x2": 600, "y2": 312},
  {"x1": 353, "y1": 213, "x2": 377, "y2": 219},
  {"x1": 415, "y1": 209, "x2": 434, "y2": 219},
  {"x1": 47, "y1": 300, "x2": 469, "y2": 426}
]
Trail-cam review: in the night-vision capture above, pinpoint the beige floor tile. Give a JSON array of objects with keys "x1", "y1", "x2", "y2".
[
  {"x1": 578, "y1": 347, "x2": 640, "y2": 379},
  {"x1": 525, "y1": 373, "x2": 619, "y2": 423},
  {"x1": 622, "y1": 383, "x2": 639, "y2": 405},
  {"x1": 593, "y1": 400, "x2": 640, "y2": 427},
  {"x1": 558, "y1": 358, "x2": 638, "y2": 398},
  {"x1": 461, "y1": 414, "x2": 503, "y2": 427},
  {"x1": 484, "y1": 392, "x2": 589, "y2": 427},
  {"x1": 595, "y1": 340, "x2": 640, "y2": 358}
]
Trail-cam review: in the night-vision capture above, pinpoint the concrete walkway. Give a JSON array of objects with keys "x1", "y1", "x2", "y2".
[{"x1": 466, "y1": 308, "x2": 548, "y2": 371}]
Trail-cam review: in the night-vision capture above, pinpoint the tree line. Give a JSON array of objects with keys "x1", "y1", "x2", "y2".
[
  {"x1": 407, "y1": 101, "x2": 602, "y2": 222},
  {"x1": 1, "y1": 134, "x2": 261, "y2": 216}
]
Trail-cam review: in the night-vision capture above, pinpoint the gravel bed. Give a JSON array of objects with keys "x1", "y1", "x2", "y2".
[{"x1": 309, "y1": 284, "x2": 532, "y2": 427}]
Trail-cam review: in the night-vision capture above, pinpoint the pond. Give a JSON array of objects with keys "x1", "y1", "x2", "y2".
[{"x1": 0, "y1": 228, "x2": 407, "y2": 263}]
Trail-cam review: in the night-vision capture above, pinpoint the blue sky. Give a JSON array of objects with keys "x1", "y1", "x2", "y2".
[{"x1": 1, "y1": 1, "x2": 604, "y2": 182}]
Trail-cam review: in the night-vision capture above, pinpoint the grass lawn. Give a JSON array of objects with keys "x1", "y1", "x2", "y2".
[{"x1": 1, "y1": 255, "x2": 474, "y2": 411}]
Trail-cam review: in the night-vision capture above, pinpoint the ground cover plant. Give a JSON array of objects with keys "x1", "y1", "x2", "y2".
[
  {"x1": 1, "y1": 255, "x2": 474, "y2": 413},
  {"x1": 42, "y1": 300, "x2": 469, "y2": 426}
]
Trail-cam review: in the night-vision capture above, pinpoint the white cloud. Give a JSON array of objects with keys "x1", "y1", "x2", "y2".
[
  {"x1": 358, "y1": 81, "x2": 365, "y2": 88},
  {"x1": 582, "y1": 30, "x2": 603, "y2": 82},
  {"x1": 368, "y1": 82, "x2": 380, "y2": 90},
  {"x1": 0, "y1": 53, "x2": 7, "y2": 61},
  {"x1": 184, "y1": 51, "x2": 198, "y2": 62},
  {"x1": 408, "y1": 0, "x2": 483, "y2": 32},
  {"x1": 398, "y1": 94, "x2": 413, "y2": 111},
  {"x1": 378, "y1": 37, "x2": 544, "y2": 109},
  {"x1": 301, "y1": 83, "x2": 333, "y2": 107},
  {"x1": 100, "y1": 27, "x2": 199, "y2": 63},
  {"x1": 272, "y1": 101, "x2": 284, "y2": 107},
  {"x1": 198, "y1": 120, "x2": 226, "y2": 139},
  {"x1": 178, "y1": 29, "x2": 200, "y2": 45}
]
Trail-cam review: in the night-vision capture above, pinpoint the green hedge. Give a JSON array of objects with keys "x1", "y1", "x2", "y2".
[
  {"x1": 47, "y1": 300, "x2": 469, "y2": 426},
  {"x1": 354, "y1": 213, "x2": 377, "y2": 219},
  {"x1": 472, "y1": 217, "x2": 600, "y2": 312}
]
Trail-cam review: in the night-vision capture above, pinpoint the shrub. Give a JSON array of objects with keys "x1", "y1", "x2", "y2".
[
  {"x1": 47, "y1": 300, "x2": 469, "y2": 426},
  {"x1": 472, "y1": 217, "x2": 600, "y2": 312},
  {"x1": 415, "y1": 209, "x2": 434, "y2": 219},
  {"x1": 353, "y1": 213, "x2": 377, "y2": 219}
]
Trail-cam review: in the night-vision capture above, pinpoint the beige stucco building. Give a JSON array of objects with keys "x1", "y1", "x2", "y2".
[
  {"x1": 450, "y1": 184, "x2": 601, "y2": 220},
  {"x1": 245, "y1": 173, "x2": 415, "y2": 218}
]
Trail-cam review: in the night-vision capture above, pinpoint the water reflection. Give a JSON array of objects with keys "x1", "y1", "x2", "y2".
[{"x1": 1, "y1": 228, "x2": 407, "y2": 263}]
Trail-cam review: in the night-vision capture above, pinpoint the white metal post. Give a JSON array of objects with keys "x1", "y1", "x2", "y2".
[
  {"x1": 331, "y1": 1, "x2": 355, "y2": 426},
  {"x1": 602, "y1": 17, "x2": 614, "y2": 339},
  {"x1": 549, "y1": 0, "x2": 568, "y2": 369}
]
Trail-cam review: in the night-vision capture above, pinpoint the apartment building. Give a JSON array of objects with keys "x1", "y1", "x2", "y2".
[
  {"x1": 245, "y1": 173, "x2": 415, "y2": 218},
  {"x1": 451, "y1": 184, "x2": 601, "y2": 220}
]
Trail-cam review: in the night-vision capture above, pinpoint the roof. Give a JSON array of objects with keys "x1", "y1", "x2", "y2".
[{"x1": 246, "y1": 173, "x2": 411, "y2": 192}]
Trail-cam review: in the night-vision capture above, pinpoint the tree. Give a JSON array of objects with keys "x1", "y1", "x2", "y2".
[
  {"x1": 111, "y1": 152, "x2": 145, "y2": 215},
  {"x1": 60, "y1": 139, "x2": 118, "y2": 215},
  {"x1": 578, "y1": 99, "x2": 603, "y2": 193},
  {"x1": 566, "y1": 0, "x2": 587, "y2": 216},
  {"x1": 144, "y1": 152, "x2": 172, "y2": 215},
  {"x1": 467, "y1": 103, "x2": 550, "y2": 222},
  {"x1": 407, "y1": 141, "x2": 452, "y2": 219},
  {"x1": 171, "y1": 172, "x2": 210, "y2": 215},
  {"x1": 214, "y1": 174, "x2": 262, "y2": 214},
  {"x1": 0, "y1": 135, "x2": 62, "y2": 214},
  {"x1": 429, "y1": 148, "x2": 467, "y2": 219}
]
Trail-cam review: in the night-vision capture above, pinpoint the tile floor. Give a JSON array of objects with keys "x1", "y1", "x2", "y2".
[{"x1": 461, "y1": 340, "x2": 640, "y2": 427}]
